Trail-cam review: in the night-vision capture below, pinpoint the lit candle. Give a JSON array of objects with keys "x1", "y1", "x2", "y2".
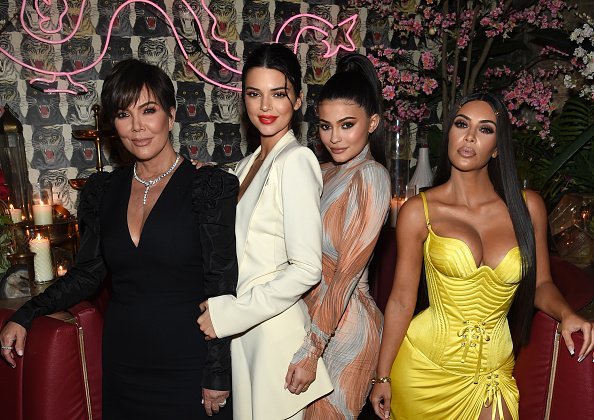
[
  {"x1": 29, "y1": 233, "x2": 54, "y2": 283},
  {"x1": 9, "y1": 204, "x2": 22, "y2": 224},
  {"x1": 389, "y1": 196, "x2": 407, "y2": 228},
  {"x1": 32, "y1": 204, "x2": 53, "y2": 225},
  {"x1": 57, "y1": 265, "x2": 67, "y2": 276}
]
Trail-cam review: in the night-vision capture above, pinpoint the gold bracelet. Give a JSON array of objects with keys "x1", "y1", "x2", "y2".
[{"x1": 371, "y1": 376, "x2": 391, "y2": 385}]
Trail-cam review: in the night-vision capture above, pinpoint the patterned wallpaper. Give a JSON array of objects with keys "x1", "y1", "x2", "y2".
[{"x1": 0, "y1": 0, "x2": 404, "y2": 214}]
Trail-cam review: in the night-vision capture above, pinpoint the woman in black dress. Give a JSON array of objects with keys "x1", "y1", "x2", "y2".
[{"x1": 0, "y1": 59, "x2": 238, "y2": 419}]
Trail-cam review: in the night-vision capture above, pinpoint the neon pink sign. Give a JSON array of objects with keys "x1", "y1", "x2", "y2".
[
  {"x1": 0, "y1": 1, "x2": 359, "y2": 94},
  {"x1": 275, "y1": 13, "x2": 358, "y2": 58}
]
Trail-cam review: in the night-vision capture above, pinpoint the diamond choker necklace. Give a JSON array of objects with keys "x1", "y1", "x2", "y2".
[{"x1": 133, "y1": 154, "x2": 180, "y2": 205}]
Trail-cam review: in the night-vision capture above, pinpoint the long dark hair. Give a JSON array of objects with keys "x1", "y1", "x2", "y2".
[
  {"x1": 241, "y1": 43, "x2": 302, "y2": 150},
  {"x1": 331, "y1": 53, "x2": 386, "y2": 166},
  {"x1": 100, "y1": 58, "x2": 176, "y2": 127},
  {"x1": 434, "y1": 92, "x2": 536, "y2": 351}
]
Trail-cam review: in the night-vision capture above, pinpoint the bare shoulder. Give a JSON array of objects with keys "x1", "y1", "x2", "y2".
[
  {"x1": 397, "y1": 194, "x2": 429, "y2": 240},
  {"x1": 523, "y1": 189, "x2": 548, "y2": 223},
  {"x1": 399, "y1": 194, "x2": 425, "y2": 218}
]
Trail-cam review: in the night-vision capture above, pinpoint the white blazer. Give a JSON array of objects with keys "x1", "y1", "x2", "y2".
[{"x1": 208, "y1": 131, "x2": 333, "y2": 419}]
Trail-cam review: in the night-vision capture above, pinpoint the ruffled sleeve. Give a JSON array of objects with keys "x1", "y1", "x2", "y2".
[
  {"x1": 8, "y1": 172, "x2": 111, "y2": 330},
  {"x1": 192, "y1": 165, "x2": 239, "y2": 390}
]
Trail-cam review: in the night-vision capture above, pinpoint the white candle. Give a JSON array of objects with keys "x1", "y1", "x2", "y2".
[
  {"x1": 29, "y1": 234, "x2": 54, "y2": 283},
  {"x1": 57, "y1": 265, "x2": 67, "y2": 276},
  {"x1": 9, "y1": 205, "x2": 22, "y2": 224},
  {"x1": 32, "y1": 204, "x2": 53, "y2": 225}
]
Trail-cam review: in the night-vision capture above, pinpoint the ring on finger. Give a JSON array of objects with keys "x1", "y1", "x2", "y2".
[
  {"x1": 218, "y1": 400, "x2": 227, "y2": 407},
  {"x1": 1, "y1": 345, "x2": 13, "y2": 350}
]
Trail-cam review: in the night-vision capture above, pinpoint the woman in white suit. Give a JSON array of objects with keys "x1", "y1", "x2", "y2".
[{"x1": 197, "y1": 44, "x2": 332, "y2": 419}]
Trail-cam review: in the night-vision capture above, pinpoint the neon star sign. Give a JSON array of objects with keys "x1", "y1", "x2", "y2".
[{"x1": 0, "y1": 0, "x2": 359, "y2": 95}]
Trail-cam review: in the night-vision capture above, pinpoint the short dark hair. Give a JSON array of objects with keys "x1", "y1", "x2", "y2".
[
  {"x1": 100, "y1": 59, "x2": 176, "y2": 127},
  {"x1": 322, "y1": 53, "x2": 386, "y2": 166},
  {"x1": 434, "y1": 92, "x2": 536, "y2": 351},
  {"x1": 241, "y1": 43, "x2": 302, "y2": 149}
]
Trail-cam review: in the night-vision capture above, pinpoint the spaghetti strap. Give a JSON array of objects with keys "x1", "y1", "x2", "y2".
[{"x1": 420, "y1": 191, "x2": 430, "y2": 225}]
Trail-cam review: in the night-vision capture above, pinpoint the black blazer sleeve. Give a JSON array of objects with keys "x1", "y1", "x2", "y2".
[
  {"x1": 8, "y1": 172, "x2": 111, "y2": 330},
  {"x1": 193, "y1": 166, "x2": 239, "y2": 390}
]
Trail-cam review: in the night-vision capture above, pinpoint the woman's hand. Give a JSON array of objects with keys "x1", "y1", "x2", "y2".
[
  {"x1": 202, "y1": 388, "x2": 229, "y2": 416},
  {"x1": 191, "y1": 160, "x2": 217, "y2": 169},
  {"x1": 559, "y1": 312, "x2": 594, "y2": 362},
  {"x1": 199, "y1": 300, "x2": 208, "y2": 313},
  {"x1": 284, "y1": 360, "x2": 316, "y2": 395},
  {"x1": 0, "y1": 321, "x2": 27, "y2": 368},
  {"x1": 370, "y1": 382, "x2": 392, "y2": 419},
  {"x1": 197, "y1": 306, "x2": 217, "y2": 340}
]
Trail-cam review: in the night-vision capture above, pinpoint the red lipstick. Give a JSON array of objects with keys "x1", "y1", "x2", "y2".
[{"x1": 258, "y1": 115, "x2": 277, "y2": 124}]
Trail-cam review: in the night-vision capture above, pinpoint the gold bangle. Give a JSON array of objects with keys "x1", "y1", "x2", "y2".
[{"x1": 371, "y1": 376, "x2": 391, "y2": 385}]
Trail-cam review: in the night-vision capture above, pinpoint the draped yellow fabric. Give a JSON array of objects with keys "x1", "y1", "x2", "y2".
[{"x1": 390, "y1": 192, "x2": 521, "y2": 420}]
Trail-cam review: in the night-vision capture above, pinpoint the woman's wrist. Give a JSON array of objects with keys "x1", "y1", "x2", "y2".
[{"x1": 371, "y1": 376, "x2": 391, "y2": 385}]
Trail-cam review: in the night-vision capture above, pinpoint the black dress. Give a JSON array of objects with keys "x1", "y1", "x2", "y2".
[{"x1": 10, "y1": 160, "x2": 238, "y2": 419}]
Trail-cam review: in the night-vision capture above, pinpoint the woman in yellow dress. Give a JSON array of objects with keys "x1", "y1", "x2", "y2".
[{"x1": 370, "y1": 92, "x2": 594, "y2": 419}]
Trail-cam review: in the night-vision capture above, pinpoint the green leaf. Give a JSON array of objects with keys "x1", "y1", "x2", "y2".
[{"x1": 543, "y1": 122, "x2": 594, "y2": 184}]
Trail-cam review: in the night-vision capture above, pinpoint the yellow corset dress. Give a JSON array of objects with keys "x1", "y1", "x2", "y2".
[{"x1": 390, "y1": 192, "x2": 522, "y2": 420}]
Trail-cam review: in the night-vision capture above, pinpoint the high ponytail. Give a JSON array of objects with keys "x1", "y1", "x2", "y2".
[{"x1": 319, "y1": 53, "x2": 386, "y2": 166}]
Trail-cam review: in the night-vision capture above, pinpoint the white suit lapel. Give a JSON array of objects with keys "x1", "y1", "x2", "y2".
[{"x1": 235, "y1": 131, "x2": 296, "y2": 264}]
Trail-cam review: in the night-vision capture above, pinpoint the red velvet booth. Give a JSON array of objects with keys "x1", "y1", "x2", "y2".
[
  {"x1": 369, "y1": 227, "x2": 594, "y2": 420},
  {"x1": 514, "y1": 257, "x2": 594, "y2": 420},
  {"x1": 0, "y1": 286, "x2": 109, "y2": 420}
]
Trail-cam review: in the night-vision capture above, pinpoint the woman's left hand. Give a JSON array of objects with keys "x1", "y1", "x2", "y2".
[
  {"x1": 559, "y1": 312, "x2": 594, "y2": 362},
  {"x1": 197, "y1": 306, "x2": 218, "y2": 340},
  {"x1": 202, "y1": 388, "x2": 229, "y2": 416}
]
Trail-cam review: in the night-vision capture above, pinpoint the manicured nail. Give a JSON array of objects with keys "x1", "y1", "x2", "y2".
[
  {"x1": 17, "y1": 350, "x2": 23, "y2": 356},
  {"x1": 578, "y1": 354, "x2": 585, "y2": 362},
  {"x1": 568, "y1": 347, "x2": 575, "y2": 356}
]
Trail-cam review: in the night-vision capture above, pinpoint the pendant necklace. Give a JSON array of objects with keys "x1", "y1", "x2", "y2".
[{"x1": 133, "y1": 153, "x2": 180, "y2": 205}]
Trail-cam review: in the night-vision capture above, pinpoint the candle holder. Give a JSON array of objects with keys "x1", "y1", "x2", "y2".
[
  {"x1": 70, "y1": 104, "x2": 117, "y2": 191},
  {"x1": 386, "y1": 121, "x2": 414, "y2": 227},
  {"x1": 386, "y1": 120, "x2": 412, "y2": 198},
  {"x1": 389, "y1": 185, "x2": 415, "y2": 228},
  {"x1": 32, "y1": 181, "x2": 54, "y2": 225},
  {"x1": 0, "y1": 105, "x2": 33, "y2": 221},
  {"x1": 56, "y1": 256, "x2": 70, "y2": 277}
]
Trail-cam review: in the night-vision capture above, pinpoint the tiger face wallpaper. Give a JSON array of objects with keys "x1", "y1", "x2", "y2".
[
  {"x1": 176, "y1": 82, "x2": 208, "y2": 123},
  {"x1": 31, "y1": 126, "x2": 70, "y2": 171},
  {"x1": 178, "y1": 123, "x2": 211, "y2": 162},
  {"x1": 0, "y1": 0, "x2": 382, "y2": 214}
]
